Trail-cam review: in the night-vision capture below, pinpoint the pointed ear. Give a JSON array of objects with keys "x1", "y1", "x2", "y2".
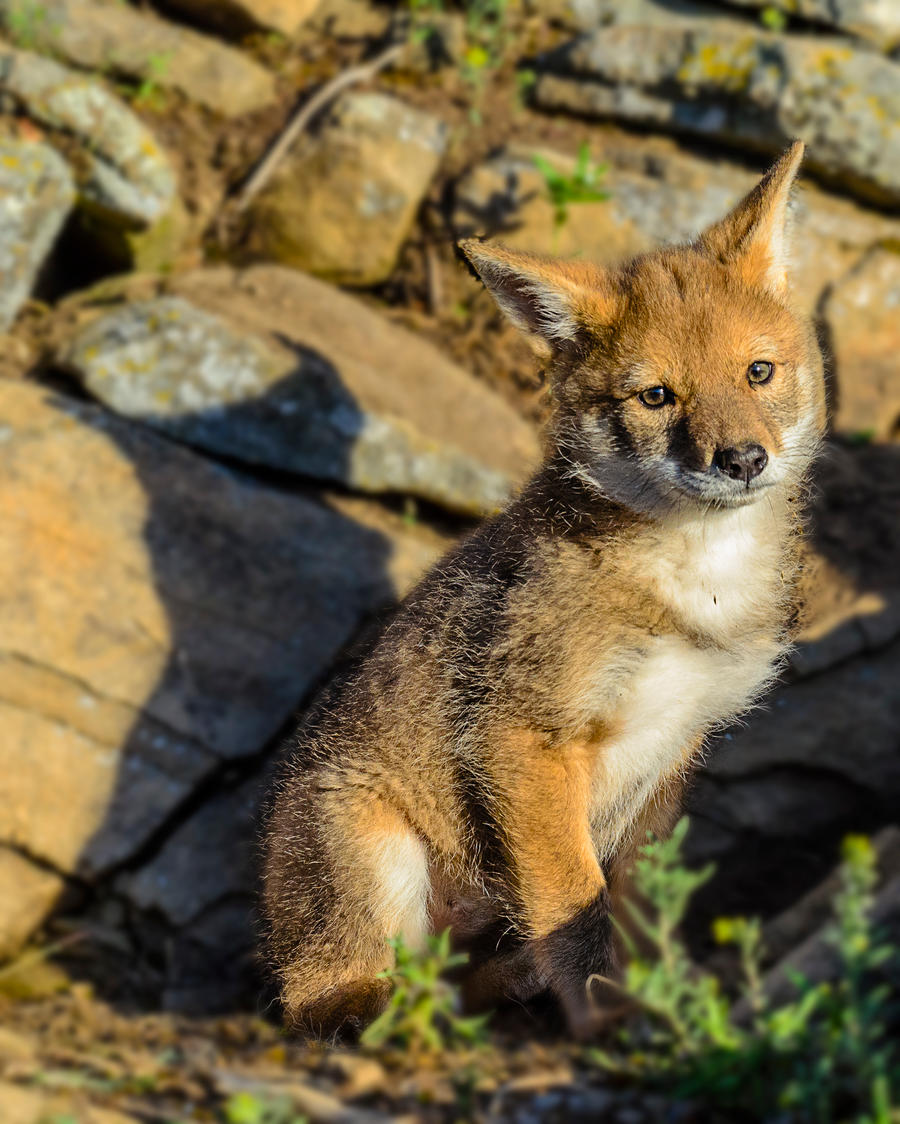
[
  {"x1": 698, "y1": 140, "x2": 805, "y2": 296},
  {"x1": 459, "y1": 240, "x2": 616, "y2": 350}
]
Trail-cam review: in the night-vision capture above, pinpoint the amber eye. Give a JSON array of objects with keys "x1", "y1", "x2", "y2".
[
  {"x1": 637, "y1": 386, "x2": 670, "y2": 409},
  {"x1": 748, "y1": 360, "x2": 775, "y2": 385}
]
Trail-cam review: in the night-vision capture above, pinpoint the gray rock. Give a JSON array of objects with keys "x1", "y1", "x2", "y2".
[
  {"x1": 557, "y1": 0, "x2": 741, "y2": 30},
  {"x1": 0, "y1": 138, "x2": 74, "y2": 330},
  {"x1": 248, "y1": 92, "x2": 447, "y2": 286},
  {"x1": 719, "y1": 0, "x2": 900, "y2": 52},
  {"x1": 61, "y1": 266, "x2": 539, "y2": 516},
  {"x1": 121, "y1": 773, "x2": 264, "y2": 927},
  {"x1": 0, "y1": 46, "x2": 181, "y2": 264},
  {"x1": 0, "y1": 379, "x2": 440, "y2": 892},
  {"x1": 0, "y1": 0, "x2": 277, "y2": 117},
  {"x1": 704, "y1": 640, "x2": 900, "y2": 796},
  {"x1": 535, "y1": 22, "x2": 900, "y2": 208}
]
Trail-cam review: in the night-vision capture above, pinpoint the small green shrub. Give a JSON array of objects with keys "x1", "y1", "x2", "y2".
[
  {"x1": 533, "y1": 143, "x2": 610, "y2": 234},
  {"x1": 589, "y1": 821, "x2": 900, "y2": 1122},
  {"x1": 223, "y1": 1090, "x2": 306, "y2": 1124},
  {"x1": 760, "y1": 5, "x2": 788, "y2": 31},
  {"x1": 360, "y1": 929, "x2": 489, "y2": 1053},
  {"x1": 6, "y1": 2, "x2": 55, "y2": 49}
]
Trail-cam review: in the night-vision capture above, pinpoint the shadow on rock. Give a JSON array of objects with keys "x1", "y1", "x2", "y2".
[{"x1": 0, "y1": 374, "x2": 413, "y2": 1015}]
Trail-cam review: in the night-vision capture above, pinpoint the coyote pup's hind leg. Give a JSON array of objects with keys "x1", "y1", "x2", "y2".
[{"x1": 265, "y1": 777, "x2": 430, "y2": 1038}]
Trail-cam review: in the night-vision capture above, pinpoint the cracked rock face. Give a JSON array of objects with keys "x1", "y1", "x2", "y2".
[
  {"x1": 60, "y1": 266, "x2": 539, "y2": 517},
  {"x1": 0, "y1": 379, "x2": 441, "y2": 882},
  {"x1": 535, "y1": 21, "x2": 900, "y2": 208}
]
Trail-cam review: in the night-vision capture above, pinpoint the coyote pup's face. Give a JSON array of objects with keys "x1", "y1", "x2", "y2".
[{"x1": 463, "y1": 143, "x2": 826, "y2": 514}]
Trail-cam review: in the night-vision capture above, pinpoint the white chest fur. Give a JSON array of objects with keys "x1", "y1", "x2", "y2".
[
  {"x1": 646, "y1": 502, "x2": 787, "y2": 644},
  {"x1": 590, "y1": 502, "x2": 788, "y2": 859}
]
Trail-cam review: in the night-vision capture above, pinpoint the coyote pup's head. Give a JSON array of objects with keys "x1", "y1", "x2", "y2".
[{"x1": 462, "y1": 142, "x2": 826, "y2": 514}]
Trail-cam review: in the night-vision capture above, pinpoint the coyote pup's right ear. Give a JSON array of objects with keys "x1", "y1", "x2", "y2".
[
  {"x1": 698, "y1": 140, "x2": 805, "y2": 296},
  {"x1": 460, "y1": 240, "x2": 617, "y2": 352}
]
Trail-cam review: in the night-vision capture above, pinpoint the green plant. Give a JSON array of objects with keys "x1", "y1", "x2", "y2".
[
  {"x1": 406, "y1": 0, "x2": 510, "y2": 122},
  {"x1": 360, "y1": 929, "x2": 489, "y2": 1053},
  {"x1": 131, "y1": 51, "x2": 173, "y2": 109},
  {"x1": 6, "y1": 2, "x2": 54, "y2": 49},
  {"x1": 589, "y1": 821, "x2": 899, "y2": 1122},
  {"x1": 760, "y1": 5, "x2": 788, "y2": 31},
  {"x1": 223, "y1": 1091, "x2": 306, "y2": 1124},
  {"x1": 533, "y1": 143, "x2": 610, "y2": 235}
]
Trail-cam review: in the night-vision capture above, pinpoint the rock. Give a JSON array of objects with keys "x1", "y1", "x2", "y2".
[
  {"x1": 248, "y1": 92, "x2": 447, "y2": 286},
  {"x1": 122, "y1": 773, "x2": 263, "y2": 928},
  {"x1": 0, "y1": 379, "x2": 441, "y2": 890},
  {"x1": 453, "y1": 141, "x2": 900, "y2": 315},
  {"x1": 822, "y1": 249, "x2": 900, "y2": 440},
  {"x1": 534, "y1": 22, "x2": 900, "y2": 208},
  {"x1": 551, "y1": 0, "x2": 740, "y2": 30},
  {"x1": 0, "y1": 139, "x2": 74, "y2": 331},
  {"x1": 121, "y1": 772, "x2": 265, "y2": 1012},
  {"x1": 0, "y1": 1082, "x2": 139, "y2": 1124},
  {"x1": 755, "y1": 871, "x2": 900, "y2": 1009},
  {"x1": 60, "y1": 266, "x2": 539, "y2": 516},
  {"x1": 453, "y1": 145, "x2": 651, "y2": 266},
  {"x1": 161, "y1": 0, "x2": 319, "y2": 38},
  {"x1": 719, "y1": 0, "x2": 900, "y2": 52},
  {"x1": 0, "y1": 0, "x2": 277, "y2": 117},
  {"x1": 0, "y1": 848, "x2": 64, "y2": 960},
  {"x1": 700, "y1": 637, "x2": 900, "y2": 812},
  {"x1": 759, "y1": 826, "x2": 900, "y2": 966},
  {"x1": 0, "y1": 46, "x2": 181, "y2": 267},
  {"x1": 0, "y1": 1082, "x2": 50, "y2": 1124},
  {"x1": 306, "y1": 0, "x2": 391, "y2": 40}
]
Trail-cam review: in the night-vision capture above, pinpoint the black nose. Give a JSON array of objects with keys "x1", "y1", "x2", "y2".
[{"x1": 714, "y1": 444, "x2": 768, "y2": 483}]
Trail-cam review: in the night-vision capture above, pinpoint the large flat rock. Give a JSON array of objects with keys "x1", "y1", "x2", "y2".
[
  {"x1": 0, "y1": 379, "x2": 440, "y2": 891},
  {"x1": 535, "y1": 21, "x2": 900, "y2": 208},
  {"x1": 60, "y1": 266, "x2": 539, "y2": 516}
]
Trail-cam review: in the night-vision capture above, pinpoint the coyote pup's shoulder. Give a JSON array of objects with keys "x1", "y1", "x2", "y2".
[{"x1": 263, "y1": 142, "x2": 826, "y2": 1039}]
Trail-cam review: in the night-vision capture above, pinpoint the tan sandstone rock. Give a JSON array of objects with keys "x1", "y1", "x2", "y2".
[
  {"x1": 248, "y1": 92, "x2": 447, "y2": 286},
  {"x1": 0, "y1": 378, "x2": 442, "y2": 891},
  {"x1": 0, "y1": 849, "x2": 64, "y2": 960},
  {"x1": 823, "y1": 249, "x2": 900, "y2": 441}
]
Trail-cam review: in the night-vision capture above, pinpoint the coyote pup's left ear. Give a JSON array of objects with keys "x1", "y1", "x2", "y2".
[
  {"x1": 698, "y1": 140, "x2": 805, "y2": 297},
  {"x1": 459, "y1": 240, "x2": 616, "y2": 351}
]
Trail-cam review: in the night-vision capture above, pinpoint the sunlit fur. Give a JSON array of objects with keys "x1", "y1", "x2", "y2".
[{"x1": 263, "y1": 143, "x2": 827, "y2": 1041}]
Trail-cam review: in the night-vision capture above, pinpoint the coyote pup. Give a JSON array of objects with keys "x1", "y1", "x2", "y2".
[{"x1": 263, "y1": 142, "x2": 826, "y2": 1038}]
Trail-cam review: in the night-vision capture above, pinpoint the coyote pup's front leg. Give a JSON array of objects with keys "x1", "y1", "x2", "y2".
[{"x1": 489, "y1": 730, "x2": 614, "y2": 1036}]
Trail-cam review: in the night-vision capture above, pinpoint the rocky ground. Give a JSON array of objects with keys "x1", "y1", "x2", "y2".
[{"x1": 0, "y1": 0, "x2": 898, "y2": 1120}]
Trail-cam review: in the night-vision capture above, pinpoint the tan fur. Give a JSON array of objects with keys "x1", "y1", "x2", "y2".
[{"x1": 263, "y1": 142, "x2": 826, "y2": 1038}]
